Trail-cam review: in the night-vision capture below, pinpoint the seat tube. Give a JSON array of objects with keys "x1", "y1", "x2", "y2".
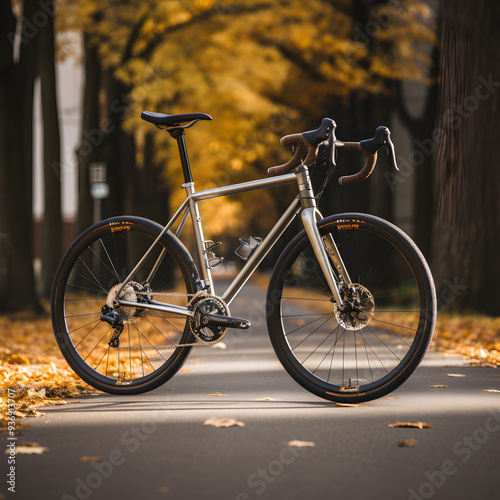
[
  {"x1": 184, "y1": 182, "x2": 213, "y2": 293},
  {"x1": 296, "y1": 166, "x2": 343, "y2": 305}
]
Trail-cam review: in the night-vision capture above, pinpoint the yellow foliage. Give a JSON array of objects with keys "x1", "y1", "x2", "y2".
[
  {"x1": 0, "y1": 314, "x2": 97, "y2": 416},
  {"x1": 59, "y1": 0, "x2": 437, "y2": 239}
]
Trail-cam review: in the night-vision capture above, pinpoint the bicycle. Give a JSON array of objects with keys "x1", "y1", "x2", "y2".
[{"x1": 51, "y1": 112, "x2": 436, "y2": 403}]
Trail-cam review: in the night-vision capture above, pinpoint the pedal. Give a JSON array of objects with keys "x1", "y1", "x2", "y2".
[{"x1": 202, "y1": 313, "x2": 251, "y2": 330}]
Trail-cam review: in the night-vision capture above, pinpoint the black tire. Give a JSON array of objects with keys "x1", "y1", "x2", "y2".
[
  {"x1": 267, "y1": 213, "x2": 436, "y2": 403},
  {"x1": 51, "y1": 216, "x2": 200, "y2": 394}
]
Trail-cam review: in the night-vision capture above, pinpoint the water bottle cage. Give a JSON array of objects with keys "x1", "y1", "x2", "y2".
[{"x1": 235, "y1": 236, "x2": 262, "y2": 260}]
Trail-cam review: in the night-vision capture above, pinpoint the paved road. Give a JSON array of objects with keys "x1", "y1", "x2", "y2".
[{"x1": 5, "y1": 279, "x2": 500, "y2": 500}]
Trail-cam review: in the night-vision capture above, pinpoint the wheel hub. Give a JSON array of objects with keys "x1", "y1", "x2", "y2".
[{"x1": 334, "y1": 283, "x2": 375, "y2": 330}]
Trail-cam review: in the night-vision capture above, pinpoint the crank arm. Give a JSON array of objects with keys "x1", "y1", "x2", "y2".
[{"x1": 202, "y1": 313, "x2": 251, "y2": 330}]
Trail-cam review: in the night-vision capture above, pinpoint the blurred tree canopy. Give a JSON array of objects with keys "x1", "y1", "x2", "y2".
[{"x1": 61, "y1": 0, "x2": 436, "y2": 239}]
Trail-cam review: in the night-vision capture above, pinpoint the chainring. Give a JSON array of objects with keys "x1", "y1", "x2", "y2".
[{"x1": 188, "y1": 293, "x2": 230, "y2": 344}]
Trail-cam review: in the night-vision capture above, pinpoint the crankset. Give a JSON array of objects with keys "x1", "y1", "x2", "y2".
[{"x1": 189, "y1": 293, "x2": 250, "y2": 344}]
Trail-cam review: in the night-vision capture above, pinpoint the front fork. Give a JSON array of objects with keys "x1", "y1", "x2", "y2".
[{"x1": 296, "y1": 166, "x2": 351, "y2": 305}]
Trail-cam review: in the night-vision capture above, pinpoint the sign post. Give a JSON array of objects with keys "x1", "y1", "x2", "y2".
[{"x1": 90, "y1": 162, "x2": 109, "y2": 224}]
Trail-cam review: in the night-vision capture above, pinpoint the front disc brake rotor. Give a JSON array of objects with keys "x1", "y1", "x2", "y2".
[{"x1": 334, "y1": 283, "x2": 375, "y2": 330}]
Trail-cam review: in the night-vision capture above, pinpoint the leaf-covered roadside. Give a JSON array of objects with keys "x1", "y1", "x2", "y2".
[
  {"x1": 433, "y1": 315, "x2": 500, "y2": 367},
  {"x1": 0, "y1": 312, "x2": 97, "y2": 420}
]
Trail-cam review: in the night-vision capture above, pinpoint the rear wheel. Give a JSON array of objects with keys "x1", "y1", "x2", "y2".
[
  {"x1": 267, "y1": 213, "x2": 436, "y2": 403},
  {"x1": 51, "y1": 216, "x2": 199, "y2": 394}
]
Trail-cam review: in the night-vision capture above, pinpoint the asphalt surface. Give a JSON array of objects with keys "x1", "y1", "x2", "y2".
[{"x1": 4, "y1": 278, "x2": 500, "y2": 500}]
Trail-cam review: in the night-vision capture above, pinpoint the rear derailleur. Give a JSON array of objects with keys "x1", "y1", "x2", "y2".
[{"x1": 100, "y1": 282, "x2": 153, "y2": 347}]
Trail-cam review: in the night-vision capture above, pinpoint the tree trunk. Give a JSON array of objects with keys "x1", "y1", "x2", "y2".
[
  {"x1": 367, "y1": 90, "x2": 394, "y2": 222},
  {"x1": 39, "y1": 0, "x2": 62, "y2": 298},
  {"x1": 433, "y1": 0, "x2": 500, "y2": 315},
  {"x1": 0, "y1": 0, "x2": 42, "y2": 313},
  {"x1": 136, "y1": 132, "x2": 169, "y2": 221},
  {"x1": 102, "y1": 69, "x2": 129, "y2": 219},
  {"x1": 0, "y1": 0, "x2": 16, "y2": 306},
  {"x1": 77, "y1": 33, "x2": 102, "y2": 235},
  {"x1": 396, "y1": 40, "x2": 441, "y2": 260}
]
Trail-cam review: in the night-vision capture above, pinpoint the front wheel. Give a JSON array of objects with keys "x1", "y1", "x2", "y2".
[
  {"x1": 51, "y1": 216, "x2": 200, "y2": 394},
  {"x1": 267, "y1": 213, "x2": 436, "y2": 403}
]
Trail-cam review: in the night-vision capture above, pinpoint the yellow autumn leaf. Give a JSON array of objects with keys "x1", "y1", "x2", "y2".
[
  {"x1": 388, "y1": 421, "x2": 432, "y2": 429},
  {"x1": 398, "y1": 439, "x2": 418, "y2": 447},
  {"x1": 80, "y1": 456, "x2": 105, "y2": 462},
  {"x1": 203, "y1": 418, "x2": 245, "y2": 428},
  {"x1": 287, "y1": 440, "x2": 316, "y2": 448}
]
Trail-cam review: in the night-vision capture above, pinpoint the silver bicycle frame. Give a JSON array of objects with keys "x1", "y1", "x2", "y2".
[{"x1": 117, "y1": 166, "x2": 347, "y2": 317}]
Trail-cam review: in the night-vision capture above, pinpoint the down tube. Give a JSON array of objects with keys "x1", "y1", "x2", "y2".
[{"x1": 221, "y1": 197, "x2": 301, "y2": 305}]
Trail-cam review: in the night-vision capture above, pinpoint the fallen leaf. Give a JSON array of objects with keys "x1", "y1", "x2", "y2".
[
  {"x1": 179, "y1": 368, "x2": 191, "y2": 373},
  {"x1": 212, "y1": 342, "x2": 227, "y2": 350},
  {"x1": 25, "y1": 410, "x2": 44, "y2": 417},
  {"x1": 398, "y1": 439, "x2": 418, "y2": 447},
  {"x1": 156, "y1": 486, "x2": 170, "y2": 494},
  {"x1": 254, "y1": 397, "x2": 276, "y2": 401},
  {"x1": 208, "y1": 392, "x2": 228, "y2": 397},
  {"x1": 203, "y1": 418, "x2": 245, "y2": 428},
  {"x1": 483, "y1": 389, "x2": 500, "y2": 393},
  {"x1": 14, "y1": 443, "x2": 49, "y2": 455},
  {"x1": 80, "y1": 456, "x2": 105, "y2": 462},
  {"x1": 7, "y1": 353, "x2": 30, "y2": 365},
  {"x1": 383, "y1": 397, "x2": 399, "y2": 400},
  {"x1": 388, "y1": 421, "x2": 432, "y2": 429},
  {"x1": 336, "y1": 403, "x2": 359, "y2": 407},
  {"x1": 447, "y1": 373, "x2": 466, "y2": 377},
  {"x1": 429, "y1": 385, "x2": 448, "y2": 388},
  {"x1": 287, "y1": 440, "x2": 316, "y2": 448}
]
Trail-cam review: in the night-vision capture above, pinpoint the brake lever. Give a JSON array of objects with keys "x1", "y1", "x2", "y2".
[
  {"x1": 360, "y1": 126, "x2": 399, "y2": 171},
  {"x1": 315, "y1": 122, "x2": 337, "y2": 168}
]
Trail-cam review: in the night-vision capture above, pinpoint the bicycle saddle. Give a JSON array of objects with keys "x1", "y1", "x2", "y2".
[{"x1": 141, "y1": 111, "x2": 212, "y2": 126}]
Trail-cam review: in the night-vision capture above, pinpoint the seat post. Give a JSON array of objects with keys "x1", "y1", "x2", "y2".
[{"x1": 170, "y1": 129, "x2": 193, "y2": 184}]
